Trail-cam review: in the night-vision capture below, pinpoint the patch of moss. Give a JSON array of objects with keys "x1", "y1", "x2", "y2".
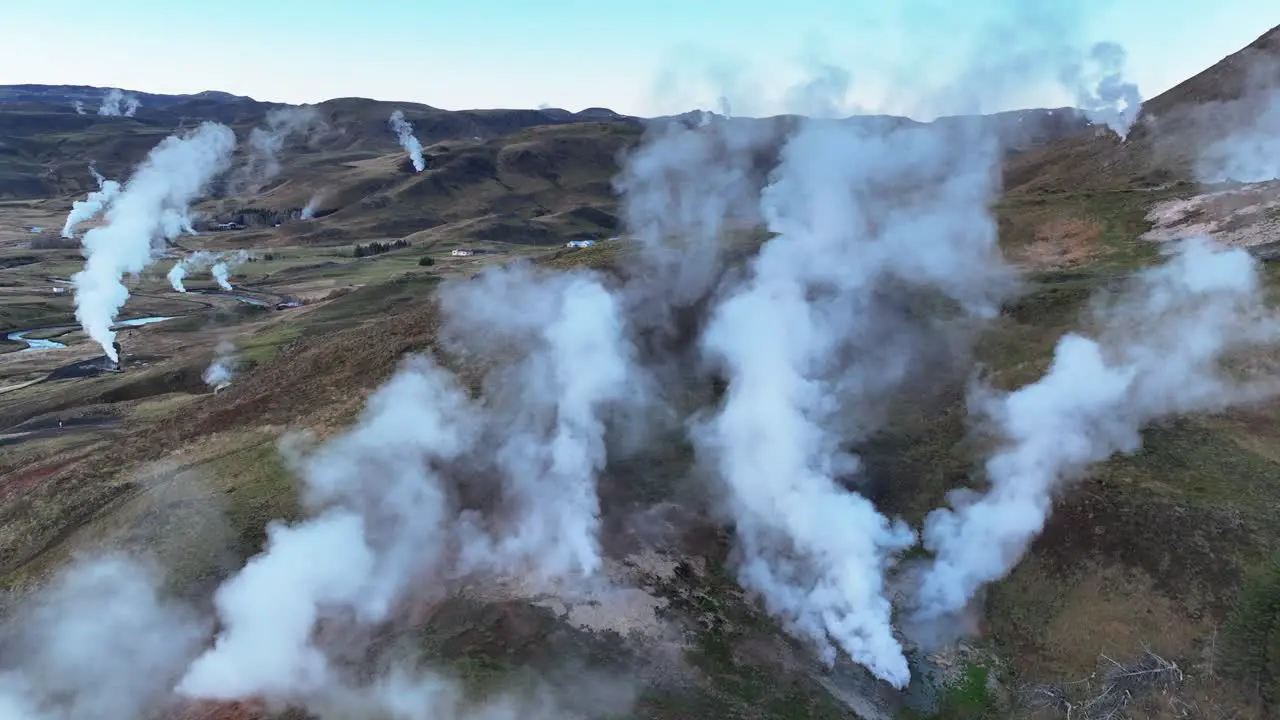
[{"x1": 901, "y1": 663, "x2": 998, "y2": 720}]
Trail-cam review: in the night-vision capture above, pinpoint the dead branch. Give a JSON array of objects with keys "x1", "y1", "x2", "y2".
[{"x1": 1020, "y1": 645, "x2": 1184, "y2": 720}]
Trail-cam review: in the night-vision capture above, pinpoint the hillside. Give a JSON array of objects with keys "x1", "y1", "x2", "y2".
[
  {"x1": 3, "y1": 25, "x2": 1280, "y2": 720},
  {"x1": 1005, "y1": 24, "x2": 1280, "y2": 193},
  {"x1": 0, "y1": 84, "x2": 1094, "y2": 252}
]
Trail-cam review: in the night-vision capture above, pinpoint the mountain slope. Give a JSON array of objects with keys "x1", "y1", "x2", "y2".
[{"x1": 1004, "y1": 24, "x2": 1280, "y2": 193}]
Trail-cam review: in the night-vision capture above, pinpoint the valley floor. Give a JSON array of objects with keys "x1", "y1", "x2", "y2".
[{"x1": 2, "y1": 183, "x2": 1280, "y2": 719}]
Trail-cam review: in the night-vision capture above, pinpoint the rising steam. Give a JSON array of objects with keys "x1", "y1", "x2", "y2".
[
  {"x1": 693, "y1": 117, "x2": 1013, "y2": 688},
  {"x1": 203, "y1": 341, "x2": 238, "y2": 392},
  {"x1": 72, "y1": 100, "x2": 86, "y2": 115},
  {"x1": 0, "y1": 555, "x2": 207, "y2": 720},
  {"x1": 98, "y1": 88, "x2": 140, "y2": 117},
  {"x1": 211, "y1": 251, "x2": 250, "y2": 291},
  {"x1": 388, "y1": 110, "x2": 426, "y2": 172},
  {"x1": 73, "y1": 123, "x2": 236, "y2": 361},
  {"x1": 439, "y1": 264, "x2": 643, "y2": 582},
  {"x1": 10, "y1": 12, "x2": 1253, "y2": 715},
  {"x1": 1189, "y1": 60, "x2": 1280, "y2": 183},
  {"x1": 177, "y1": 262, "x2": 639, "y2": 712},
  {"x1": 1064, "y1": 41, "x2": 1144, "y2": 139},
  {"x1": 301, "y1": 192, "x2": 326, "y2": 220},
  {"x1": 166, "y1": 251, "x2": 220, "y2": 292},
  {"x1": 915, "y1": 238, "x2": 1280, "y2": 622},
  {"x1": 61, "y1": 165, "x2": 122, "y2": 238},
  {"x1": 227, "y1": 107, "x2": 326, "y2": 196}
]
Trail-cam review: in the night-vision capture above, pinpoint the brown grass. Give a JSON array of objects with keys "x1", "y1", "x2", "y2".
[{"x1": 1016, "y1": 217, "x2": 1104, "y2": 270}]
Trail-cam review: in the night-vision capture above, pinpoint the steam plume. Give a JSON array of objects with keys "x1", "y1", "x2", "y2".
[
  {"x1": 61, "y1": 166, "x2": 122, "y2": 238},
  {"x1": 915, "y1": 238, "x2": 1280, "y2": 622},
  {"x1": 72, "y1": 122, "x2": 237, "y2": 361},
  {"x1": 0, "y1": 555, "x2": 206, "y2": 720},
  {"x1": 178, "y1": 262, "x2": 639, "y2": 708},
  {"x1": 440, "y1": 264, "x2": 642, "y2": 581},
  {"x1": 97, "y1": 88, "x2": 139, "y2": 117},
  {"x1": 388, "y1": 110, "x2": 426, "y2": 172},
  {"x1": 166, "y1": 250, "x2": 221, "y2": 293},
  {"x1": 72, "y1": 100, "x2": 85, "y2": 115},
  {"x1": 1062, "y1": 41, "x2": 1143, "y2": 139},
  {"x1": 301, "y1": 191, "x2": 326, "y2": 220},
  {"x1": 1190, "y1": 60, "x2": 1280, "y2": 183},
  {"x1": 693, "y1": 117, "x2": 1013, "y2": 688},
  {"x1": 203, "y1": 341, "x2": 237, "y2": 392},
  {"x1": 228, "y1": 107, "x2": 326, "y2": 196},
  {"x1": 211, "y1": 250, "x2": 251, "y2": 291}
]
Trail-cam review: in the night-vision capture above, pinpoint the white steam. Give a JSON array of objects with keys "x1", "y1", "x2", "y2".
[
  {"x1": 72, "y1": 122, "x2": 237, "y2": 361},
  {"x1": 440, "y1": 265, "x2": 642, "y2": 581},
  {"x1": 1191, "y1": 60, "x2": 1280, "y2": 183},
  {"x1": 203, "y1": 341, "x2": 237, "y2": 391},
  {"x1": 228, "y1": 106, "x2": 326, "y2": 196},
  {"x1": 72, "y1": 100, "x2": 86, "y2": 115},
  {"x1": 613, "y1": 115, "x2": 774, "y2": 336},
  {"x1": 389, "y1": 110, "x2": 426, "y2": 172},
  {"x1": 178, "y1": 262, "x2": 639, "y2": 710},
  {"x1": 1063, "y1": 41, "x2": 1144, "y2": 139},
  {"x1": 97, "y1": 88, "x2": 139, "y2": 117},
  {"x1": 301, "y1": 192, "x2": 325, "y2": 219},
  {"x1": 693, "y1": 118, "x2": 1013, "y2": 688},
  {"x1": 210, "y1": 250, "x2": 250, "y2": 291},
  {"x1": 60, "y1": 166, "x2": 122, "y2": 238},
  {"x1": 916, "y1": 238, "x2": 1280, "y2": 621},
  {"x1": 166, "y1": 250, "x2": 220, "y2": 293},
  {"x1": 0, "y1": 555, "x2": 207, "y2": 720}
]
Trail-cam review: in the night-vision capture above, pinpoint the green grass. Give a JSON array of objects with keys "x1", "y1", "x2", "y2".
[
  {"x1": 901, "y1": 664, "x2": 999, "y2": 720},
  {"x1": 202, "y1": 440, "x2": 301, "y2": 563},
  {"x1": 1221, "y1": 554, "x2": 1280, "y2": 710},
  {"x1": 239, "y1": 323, "x2": 305, "y2": 366}
]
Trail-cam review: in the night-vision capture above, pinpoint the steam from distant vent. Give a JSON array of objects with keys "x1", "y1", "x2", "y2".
[
  {"x1": 301, "y1": 192, "x2": 326, "y2": 220},
  {"x1": 1063, "y1": 41, "x2": 1143, "y2": 139},
  {"x1": 388, "y1": 110, "x2": 426, "y2": 172},
  {"x1": 204, "y1": 340, "x2": 238, "y2": 392},
  {"x1": 73, "y1": 100, "x2": 86, "y2": 115},
  {"x1": 166, "y1": 250, "x2": 222, "y2": 293},
  {"x1": 72, "y1": 122, "x2": 236, "y2": 361},
  {"x1": 210, "y1": 250, "x2": 251, "y2": 291},
  {"x1": 98, "y1": 88, "x2": 140, "y2": 117},
  {"x1": 227, "y1": 107, "x2": 327, "y2": 196}
]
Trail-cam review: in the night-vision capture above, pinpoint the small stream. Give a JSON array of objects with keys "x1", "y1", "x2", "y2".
[
  {"x1": 5, "y1": 330, "x2": 66, "y2": 351},
  {"x1": 5, "y1": 316, "x2": 176, "y2": 353}
]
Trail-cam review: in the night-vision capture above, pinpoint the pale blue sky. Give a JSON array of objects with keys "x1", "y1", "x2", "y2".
[{"x1": 1, "y1": 0, "x2": 1275, "y2": 118}]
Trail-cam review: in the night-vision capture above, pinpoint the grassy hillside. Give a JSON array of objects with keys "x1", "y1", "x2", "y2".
[
  {"x1": 1004, "y1": 25, "x2": 1280, "y2": 194},
  {"x1": 2, "y1": 27, "x2": 1280, "y2": 718}
]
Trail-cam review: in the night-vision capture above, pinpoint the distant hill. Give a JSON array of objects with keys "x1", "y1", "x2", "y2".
[
  {"x1": 1004, "y1": 24, "x2": 1280, "y2": 193},
  {"x1": 0, "y1": 83, "x2": 1100, "y2": 247}
]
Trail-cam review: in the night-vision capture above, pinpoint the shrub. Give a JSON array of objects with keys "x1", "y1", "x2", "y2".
[
  {"x1": 418, "y1": 256, "x2": 435, "y2": 266},
  {"x1": 353, "y1": 238, "x2": 410, "y2": 258}
]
